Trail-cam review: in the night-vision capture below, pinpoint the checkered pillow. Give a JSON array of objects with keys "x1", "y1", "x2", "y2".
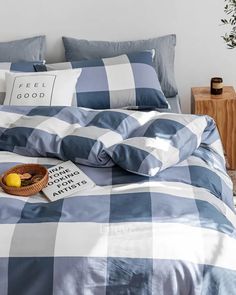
[
  {"x1": 0, "y1": 62, "x2": 40, "y2": 104},
  {"x1": 34, "y1": 51, "x2": 169, "y2": 109}
]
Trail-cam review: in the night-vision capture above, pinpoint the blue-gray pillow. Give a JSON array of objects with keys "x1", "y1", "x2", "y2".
[
  {"x1": 0, "y1": 36, "x2": 46, "y2": 62},
  {"x1": 34, "y1": 51, "x2": 169, "y2": 109},
  {"x1": 62, "y1": 35, "x2": 178, "y2": 98},
  {"x1": 0, "y1": 62, "x2": 41, "y2": 104}
]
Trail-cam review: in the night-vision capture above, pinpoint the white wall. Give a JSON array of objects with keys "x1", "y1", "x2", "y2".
[{"x1": 0, "y1": 0, "x2": 235, "y2": 112}]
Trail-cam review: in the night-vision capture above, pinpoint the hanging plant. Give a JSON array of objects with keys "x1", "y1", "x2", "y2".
[{"x1": 221, "y1": 0, "x2": 236, "y2": 48}]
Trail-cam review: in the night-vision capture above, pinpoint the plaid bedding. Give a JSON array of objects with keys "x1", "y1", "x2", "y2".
[{"x1": 0, "y1": 106, "x2": 235, "y2": 295}]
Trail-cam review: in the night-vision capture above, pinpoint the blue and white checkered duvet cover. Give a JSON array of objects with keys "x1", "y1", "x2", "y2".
[{"x1": 0, "y1": 106, "x2": 235, "y2": 295}]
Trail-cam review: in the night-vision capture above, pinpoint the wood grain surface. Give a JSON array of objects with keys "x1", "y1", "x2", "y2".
[{"x1": 191, "y1": 86, "x2": 236, "y2": 170}]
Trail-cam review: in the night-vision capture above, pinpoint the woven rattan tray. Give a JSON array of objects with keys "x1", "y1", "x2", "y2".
[{"x1": 0, "y1": 164, "x2": 48, "y2": 197}]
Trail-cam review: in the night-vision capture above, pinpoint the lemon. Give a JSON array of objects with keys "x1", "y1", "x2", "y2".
[{"x1": 5, "y1": 173, "x2": 21, "y2": 188}]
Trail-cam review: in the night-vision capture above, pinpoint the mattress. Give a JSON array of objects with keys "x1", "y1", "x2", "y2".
[
  {"x1": 0, "y1": 105, "x2": 235, "y2": 295},
  {"x1": 167, "y1": 95, "x2": 182, "y2": 113},
  {"x1": 151, "y1": 95, "x2": 181, "y2": 113},
  {"x1": 125, "y1": 96, "x2": 182, "y2": 113}
]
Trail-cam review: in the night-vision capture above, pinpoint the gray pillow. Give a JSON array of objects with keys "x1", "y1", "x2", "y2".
[
  {"x1": 62, "y1": 35, "x2": 178, "y2": 98},
  {"x1": 0, "y1": 36, "x2": 46, "y2": 62}
]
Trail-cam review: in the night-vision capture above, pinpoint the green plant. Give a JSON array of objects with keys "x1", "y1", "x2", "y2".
[{"x1": 221, "y1": 0, "x2": 236, "y2": 48}]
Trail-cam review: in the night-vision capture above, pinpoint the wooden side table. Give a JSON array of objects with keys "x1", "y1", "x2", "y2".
[{"x1": 191, "y1": 86, "x2": 236, "y2": 170}]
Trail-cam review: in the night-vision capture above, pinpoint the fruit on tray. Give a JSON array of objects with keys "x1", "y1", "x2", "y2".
[
  {"x1": 31, "y1": 175, "x2": 44, "y2": 183},
  {"x1": 4, "y1": 172, "x2": 44, "y2": 188},
  {"x1": 5, "y1": 173, "x2": 21, "y2": 188},
  {"x1": 0, "y1": 164, "x2": 48, "y2": 197},
  {"x1": 19, "y1": 173, "x2": 32, "y2": 180}
]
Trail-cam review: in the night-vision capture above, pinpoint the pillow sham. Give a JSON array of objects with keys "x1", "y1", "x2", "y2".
[
  {"x1": 62, "y1": 35, "x2": 178, "y2": 98},
  {"x1": 34, "y1": 51, "x2": 169, "y2": 109},
  {"x1": 4, "y1": 69, "x2": 82, "y2": 106},
  {"x1": 0, "y1": 62, "x2": 40, "y2": 105},
  {"x1": 0, "y1": 36, "x2": 46, "y2": 62}
]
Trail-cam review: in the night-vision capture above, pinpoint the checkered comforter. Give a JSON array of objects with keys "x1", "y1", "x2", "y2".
[{"x1": 0, "y1": 106, "x2": 235, "y2": 295}]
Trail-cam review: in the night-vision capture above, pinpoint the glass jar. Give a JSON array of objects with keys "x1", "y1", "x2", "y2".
[{"x1": 211, "y1": 77, "x2": 223, "y2": 95}]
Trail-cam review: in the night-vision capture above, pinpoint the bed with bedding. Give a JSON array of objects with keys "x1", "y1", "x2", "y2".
[
  {"x1": 0, "y1": 105, "x2": 235, "y2": 295},
  {"x1": 0, "y1": 33, "x2": 235, "y2": 294}
]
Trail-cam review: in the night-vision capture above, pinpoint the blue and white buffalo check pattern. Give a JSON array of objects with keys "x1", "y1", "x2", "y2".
[
  {"x1": 0, "y1": 106, "x2": 235, "y2": 295},
  {"x1": 34, "y1": 51, "x2": 169, "y2": 109},
  {"x1": 0, "y1": 62, "x2": 39, "y2": 104}
]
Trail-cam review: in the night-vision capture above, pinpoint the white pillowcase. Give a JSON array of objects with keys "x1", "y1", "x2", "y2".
[{"x1": 4, "y1": 69, "x2": 81, "y2": 106}]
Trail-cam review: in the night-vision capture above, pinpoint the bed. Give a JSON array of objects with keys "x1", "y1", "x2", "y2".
[
  {"x1": 0, "y1": 34, "x2": 235, "y2": 295},
  {"x1": 0, "y1": 105, "x2": 235, "y2": 295}
]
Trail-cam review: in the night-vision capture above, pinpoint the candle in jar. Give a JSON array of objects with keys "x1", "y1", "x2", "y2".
[{"x1": 211, "y1": 77, "x2": 223, "y2": 95}]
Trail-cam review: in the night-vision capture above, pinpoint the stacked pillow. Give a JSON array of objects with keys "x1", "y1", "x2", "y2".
[
  {"x1": 0, "y1": 36, "x2": 45, "y2": 62},
  {"x1": 0, "y1": 34, "x2": 177, "y2": 109},
  {"x1": 0, "y1": 62, "x2": 41, "y2": 104},
  {"x1": 0, "y1": 36, "x2": 46, "y2": 104},
  {"x1": 62, "y1": 34, "x2": 178, "y2": 98},
  {"x1": 4, "y1": 69, "x2": 81, "y2": 106},
  {"x1": 0, "y1": 36, "x2": 82, "y2": 107},
  {"x1": 34, "y1": 51, "x2": 169, "y2": 109}
]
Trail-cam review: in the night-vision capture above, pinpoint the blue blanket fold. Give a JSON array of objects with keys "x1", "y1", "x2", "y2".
[{"x1": 0, "y1": 106, "x2": 226, "y2": 177}]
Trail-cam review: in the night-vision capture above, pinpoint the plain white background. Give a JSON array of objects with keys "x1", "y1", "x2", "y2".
[{"x1": 0, "y1": 0, "x2": 235, "y2": 112}]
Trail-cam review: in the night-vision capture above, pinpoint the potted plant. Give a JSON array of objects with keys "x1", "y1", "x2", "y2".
[{"x1": 221, "y1": 0, "x2": 236, "y2": 48}]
